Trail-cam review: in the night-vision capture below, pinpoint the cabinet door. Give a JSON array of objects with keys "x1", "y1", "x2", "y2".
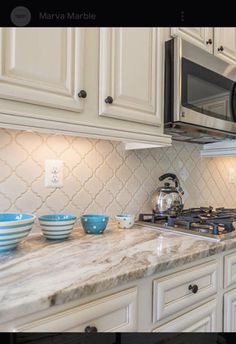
[
  {"x1": 214, "y1": 27, "x2": 236, "y2": 64},
  {"x1": 0, "y1": 28, "x2": 85, "y2": 112},
  {"x1": 224, "y1": 288, "x2": 236, "y2": 331},
  {"x1": 99, "y1": 28, "x2": 163, "y2": 126},
  {"x1": 16, "y1": 288, "x2": 138, "y2": 332},
  {"x1": 153, "y1": 261, "x2": 218, "y2": 323},
  {"x1": 171, "y1": 27, "x2": 213, "y2": 53},
  {"x1": 153, "y1": 301, "x2": 217, "y2": 332}
]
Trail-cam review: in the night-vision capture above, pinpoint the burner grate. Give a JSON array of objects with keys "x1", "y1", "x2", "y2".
[{"x1": 138, "y1": 206, "x2": 236, "y2": 237}]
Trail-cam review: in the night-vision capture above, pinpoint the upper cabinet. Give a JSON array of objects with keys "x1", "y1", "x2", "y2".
[
  {"x1": 0, "y1": 28, "x2": 85, "y2": 112},
  {"x1": 171, "y1": 27, "x2": 236, "y2": 65},
  {"x1": 0, "y1": 27, "x2": 171, "y2": 147},
  {"x1": 214, "y1": 27, "x2": 236, "y2": 64},
  {"x1": 99, "y1": 28, "x2": 163, "y2": 126},
  {"x1": 171, "y1": 27, "x2": 213, "y2": 53}
]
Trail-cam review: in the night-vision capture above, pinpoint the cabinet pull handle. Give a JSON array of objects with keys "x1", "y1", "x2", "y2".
[
  {"x1": 78, "y1": 90, "x2": 87, "y2": 98},
  {"x1": 188, "y1": 284, "x2": 198, "y2": 294},
  {"x1": 218, "y1": 46, "x2": 224, "y2": 52},
  {"x1": 84, "y1": 325, "x2": 98, "y2": 333},
  {"x1": 105, "y1": 96, "x2": 113, "y2": 104},
  {"x1": 206, "y1": 38, "x2": 213, "y2": 45}
]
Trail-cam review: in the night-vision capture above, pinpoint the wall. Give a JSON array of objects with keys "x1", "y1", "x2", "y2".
[{"x1": 1, "y1": 128, "x2": 236, "y2": 231}]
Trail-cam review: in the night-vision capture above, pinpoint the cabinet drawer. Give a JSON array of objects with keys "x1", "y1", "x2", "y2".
[
  {"x1": 153, "y1": 261, "x2": 218, "y2": 323},
  {"x1": 16, "y1": 287, "x2": 138, "y2": 332},
  {"x1": 224, "y1": 252, "x2": 236, "y2": 288},
  {"x1": 153, "y1": 300, "x2": 217, "y2": 332}
]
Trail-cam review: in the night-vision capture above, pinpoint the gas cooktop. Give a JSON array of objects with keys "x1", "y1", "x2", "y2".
[{"x1": 137, "y1": 207, "x2": 236, "y2": 241}]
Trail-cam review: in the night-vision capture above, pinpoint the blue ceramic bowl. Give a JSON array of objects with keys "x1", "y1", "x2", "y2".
[
  {"x1": 80, "y1": 214, "x2": 109, "y2": 234},
  {"x1": 38, "y1": 214, "x2": 77, "y2": 240},
  {"x1": 0, "y1": 213, "x2": 35, "y2": 252}
]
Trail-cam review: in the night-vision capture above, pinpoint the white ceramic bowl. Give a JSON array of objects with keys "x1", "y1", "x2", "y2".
[{"x1": 115, "y1": 214, "x2": 135, "y2": 229}]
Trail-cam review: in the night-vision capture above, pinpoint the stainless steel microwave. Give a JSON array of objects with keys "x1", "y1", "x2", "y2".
[{"x1": 164, "y1": 37, "x2": 236, "y2": 143}]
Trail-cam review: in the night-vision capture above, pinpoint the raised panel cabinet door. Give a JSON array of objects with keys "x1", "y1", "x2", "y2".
[
  {"x1": 15, "y1": 287, "x2": 138, "y2": 332},
  {"x1": 224, "y1": 288, "x2": 236, "y2": 331},
  {"x1": 153, "y1": 300, "x2": 217, "y2": 332},
  {"x1": 214, "y1": 27, "x2": 236, "y2": 64},
  {"x1": 171, "y1": 27, "x2": 214, "y2": 53},
  {"x1": 153, "y1": 261, "x2": 218, "y2": 322},
  {"x1": 0, "y1": 28, "x2": 85, "y2": 111},
  {"x1": 99, "y1": 28, "x2": 163, "y2": 126}
]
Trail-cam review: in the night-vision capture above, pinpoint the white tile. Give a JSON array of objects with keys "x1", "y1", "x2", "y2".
[
  {"x1": 1, "y1": 127, "x2": 236, "y2": 233},
  {"x1": 84, "y1": 176, "x2": 103, "y2": 197},
  {"x1": 116, "y1": 164, "x2": 132, "y2": 183},
  {"x1": 16, "y1": 159, "x2": 42, "y2": 185},
  {"x1": 0, "y1": 175, "x2": 28, "y2": 201},
  {"x1": 15, "y1": 191, "x2": 42, "y2": 213}
]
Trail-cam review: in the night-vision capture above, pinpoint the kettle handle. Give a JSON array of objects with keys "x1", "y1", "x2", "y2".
[
  {"x1": 159, "y1": 173, "x2": 184, "y2": 195},
  {"x1": 159, "y1": 173, "x2": 178, "y2": 183}
]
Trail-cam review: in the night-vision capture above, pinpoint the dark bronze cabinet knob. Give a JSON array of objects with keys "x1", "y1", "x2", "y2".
[
  {"x1": 105, "y1": 96, "x2": 113, "y2": 104},
  {"x1": 188, "y1": 284, "x2": 198, "y2": 294},
  {"x1": 206, "y1": 38, "x2": 213, "y2": 45},
  {"x1": 218, "y1": 46, "x2": 224, "y2": 52},
  {"x1": 84, "y1": 325, "x2": 98, "y2": 333},
  {"x1": 78, "y1": 90, "x2": 87, "y2": 98}
]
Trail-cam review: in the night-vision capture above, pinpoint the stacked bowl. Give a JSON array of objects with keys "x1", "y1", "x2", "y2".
[
  {"x1": 38, "y1": 214, "x2": 77, "y2": 240},
  {"x1": 0, "y1": 213, "x2": 35, "y2": 252}
]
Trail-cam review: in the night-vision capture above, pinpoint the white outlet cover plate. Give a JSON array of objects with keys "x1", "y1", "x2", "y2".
[{"x1": 45, "y1": 160, "x2": 63, "y2": 188}]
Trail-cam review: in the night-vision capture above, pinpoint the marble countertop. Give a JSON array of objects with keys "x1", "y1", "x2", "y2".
[{"x1": 1, "y1": 224, "x2": 236, "y2": 324}]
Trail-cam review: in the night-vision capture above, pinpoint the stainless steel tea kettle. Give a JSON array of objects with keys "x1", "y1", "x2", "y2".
[{"x1": 151, "y1": 173, "x2": 184, "y2": 216}]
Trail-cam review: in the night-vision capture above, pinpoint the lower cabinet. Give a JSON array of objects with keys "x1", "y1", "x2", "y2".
[
  {"x1": 153, "y1": 261, "x2": 217, "y2": 322},
  {"x1": 153, "y1": 301, "x2": 217, "y2": 332},
  {"x1": 16, "y1": 287, "x2": 138, "y2": 332},
  {"x1": 224, "y1": 288, "x2": 236, "y2": 331}
]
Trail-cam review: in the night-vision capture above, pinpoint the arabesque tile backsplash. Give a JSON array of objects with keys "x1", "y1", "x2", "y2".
[{"x1": 1, "y1": 128, "x2": 236, "y2": 231}]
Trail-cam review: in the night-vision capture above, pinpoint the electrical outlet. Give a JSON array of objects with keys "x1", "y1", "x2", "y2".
[
  {"x1": 229, "y1": 168, "x2": 235, "y2": 184},
  {"x1": 45, "y1": 160, "x2": 63, "y2": 188}
]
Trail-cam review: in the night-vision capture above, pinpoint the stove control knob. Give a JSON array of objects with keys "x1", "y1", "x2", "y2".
[{"x1": 188, "y1": 284, "x2": 198, "y2": 294}]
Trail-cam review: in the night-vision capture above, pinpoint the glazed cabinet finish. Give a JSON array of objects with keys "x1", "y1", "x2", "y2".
[
  {"x1": 224, "y1": 252, "x2": 236, "y2": 288},
  {"x1": 224, "y1": 288, "x2": 236, "y2": 332},
  {"x1": 153, "y1": 300, "x2": 217, "y2": 332},
  {"x1": 0, "y1": 27, "x2": 171, "y2": 146},
  {"x1": 171, "y1": 27, "x2": 236, "y2": 64},
  {"x1": 214, "y1": 27, "x2": 236, "y2": 64},
  {"x1": 16, "y1": 288, "x2": 138, "y2": 332},
  {"x1": 0, "y1": 28, "x2": 85, "y2": 112},
  {"x1": 171, "y1": 27, "x2": 214, "y2": 53},
  {"x1": 99, "y1": 28, "x2": 163, "y2": 125},
  {"x1": 153, "y1": 261, "x2": 218, "y2": 322}
]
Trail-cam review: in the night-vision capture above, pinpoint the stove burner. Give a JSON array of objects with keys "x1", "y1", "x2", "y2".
[{"x1": 139, "y1": 206, "x2": 236, "y2": 237}]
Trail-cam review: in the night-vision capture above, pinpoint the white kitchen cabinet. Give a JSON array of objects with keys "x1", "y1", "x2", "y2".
[
  {"x1": 224, "y1": 252, "x2": 236, "y2": 288},
  {"x1": 15, "y1": 287, "x2": 138, "y2": 332},
  {"x1": 171, "y1": 27, "x2": 213, "y2": 53},
  {"x1": 0, "y1": 28, "x2": 85, "y2": 112},
  {"x1": 172, "y1": 27, "x2": 236, "y2": 65},
  {"x1": 153, "y1": 300, "x2": 217, "y2": 332},
  {"x1": 99, "y1": 28, "x2": 164, "y2": 126},
  {"x1": 0, "y1": 27, "x2": 171, "y2": 147},
  {"x1": 153, "y1": 261, "x2": 218, "y2": 322},
  {"x1": 224, "y1": 288, "x2": 236, "y2": 331},
  {"x1": 214, "y1": 27, "x2": 236, "y2": 64}
]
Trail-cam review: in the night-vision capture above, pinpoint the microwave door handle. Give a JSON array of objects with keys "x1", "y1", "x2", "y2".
[{"x1": 230, "y1": 82, "x2": 236, "y2": 122}]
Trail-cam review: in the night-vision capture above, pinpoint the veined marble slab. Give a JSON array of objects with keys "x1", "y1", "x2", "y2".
[{"x1": 0, "y1": 224, "x2": 235, "y2": 324}]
